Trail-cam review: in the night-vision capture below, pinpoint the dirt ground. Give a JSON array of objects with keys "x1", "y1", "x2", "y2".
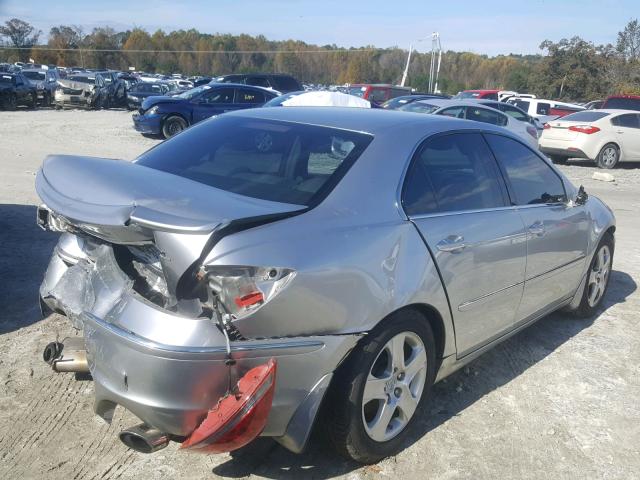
[{"x1": 0, "y1": 109, "x2": 639, "y2": 480}]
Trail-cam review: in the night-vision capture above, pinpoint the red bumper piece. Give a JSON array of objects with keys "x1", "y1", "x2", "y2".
[{"x1": 180, "y1": 358, "x2": 277, "y2": 453}]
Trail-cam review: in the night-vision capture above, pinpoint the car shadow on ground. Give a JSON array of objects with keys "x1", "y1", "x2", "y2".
[
  {"x1": 212, "y1": 269, "x2": 636, "y2": 479},
  {"x1": 0, "y1": 204, "x2": 59, "y2": 334},
  {"x1": 568, "y1": 159, "x2": 640, "y2": 169}
]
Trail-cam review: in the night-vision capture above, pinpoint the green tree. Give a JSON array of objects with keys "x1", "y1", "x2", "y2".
[{"x1": 0, "y1": 18, "x2": 41, "y2": 61}]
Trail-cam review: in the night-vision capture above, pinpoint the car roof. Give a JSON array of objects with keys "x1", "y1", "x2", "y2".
[
  {"x1": 207, "y1": 82, "x2": 279, "y2": 94},
  {"x1": 584, "y1": 109, "x2": 640, "y2": 115},
  {"x1": 223, "y1": 106, "x2": 511, "y2": 137}
]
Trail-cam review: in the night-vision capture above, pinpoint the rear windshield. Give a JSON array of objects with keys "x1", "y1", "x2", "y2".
[
  {"x1": 23, "y1": 71, "x2": 45, "y2": 81},
  {"x1": 270, "y1": 76, "x2": 301, "y2": 92},
  {"x1": 455, "y1": 91, "x2": 480, "y2": 99},
  {"x1": 603, "y1": 97, "x2": 640, "y2": 111},
  {"x1": 559, "y1": 111, "x2": 610, "y2": 122},
  {"x1": 136, "y1": 116, "x2": 373, "y2": 207},
  {"x1": 69, "y1": 76, "x2": 94, "y2": 84}
]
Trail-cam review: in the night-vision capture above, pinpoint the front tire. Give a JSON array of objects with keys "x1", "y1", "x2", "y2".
[
  {"x1": 572, "y1": 233, "x2": 614, "y2": 317},
  {"x1": 324, "y1": 309, "x2": 436, "y2": 464},
  {"x1": 162, "y1": 115, "x2": 187, "y2": 139},
  {"x1": 597, "y1": 144, "x2": 619, "y2": 169}
]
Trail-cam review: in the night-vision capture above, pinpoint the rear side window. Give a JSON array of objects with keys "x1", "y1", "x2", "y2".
[
  {"x1": 402, "y1": 133, "x2": 507, "y2": 215},
  {"x1": 437, "y1": 106, "x2": 465, "y2": 118},
  {"x1": 502, "y1": 105, "x2": 529, "y2": 122},
  {"x1": 465, "y1": 107, "x2": 508, "y2": 126},
  {"x1": 270, "y1": 76, "x2": 301, "y2": 92},
  {"x1": 611, "y1": 114, "x2": 640, "y2": 128},
  {"x1": 485, "y1": 134, "x2": 566, "y2": 205},
  {"x1": 536, "y1": 102, "x2": 551, "y2": 115},
  {"x1": 136, "y1": 116, "x2": 373, "y2": 207},
  {"x1": 246, "y1": 76, "x2": 270, "y2": 88},
  {"x1": 236, "y1": 89, "x2": 265, "y2": 104},
  {"x1": 368, "y1": 88, "x2": 388, "y2": 103}
]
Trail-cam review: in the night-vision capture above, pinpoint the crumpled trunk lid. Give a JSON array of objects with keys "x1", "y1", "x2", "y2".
[{"x1": 36, "y1": 154, "x2": 303, "y2": 309}]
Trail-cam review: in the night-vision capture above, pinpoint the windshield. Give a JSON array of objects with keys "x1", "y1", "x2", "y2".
[
  {"x1": 348, "y1": 86, "x2": 366, "y2": 98},
  {"x1": 603, "y1": 97, "x2": 640, "y2": 111},
  {"x1": 68, "y1": 76, "x2": 95, "y2": 84},
  {"x1": 23, "y1": 71, "x2": 45, "y2": 81},
  {"x1": 134, "y1": 83, "x2": 166, "y2": 94},
  {"x1": 382, "y1": 96, "x2": 414, "y2": 109},
  {"x1": 175, "y1": 85, "x2": 209, "y2": 99},
  {"x1": 136, "y1": 116, "x2": 373, "y2": 207},
  {"x1": 559, "y1": 111, "x2": 611, "y2": 122},
  {"x1": 398, "y1": 102, "x2": 439, "y2": 114}
]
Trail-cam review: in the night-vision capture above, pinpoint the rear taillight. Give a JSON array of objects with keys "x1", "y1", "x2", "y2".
[
  {"x1": 181, "y1": 359, "x2": 277, "y2": 453},
  {"x1": 543, "y1": 123, "x2": 551, "y2": 130},
  {"x1": 205, "y1": 265, "x2": 295, "y2": 320},
  {"x1": 569, "y1": 125, "x2": 600, "y2": 134}
]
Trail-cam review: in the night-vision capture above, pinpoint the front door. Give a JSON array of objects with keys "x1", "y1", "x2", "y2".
[
  {"x1": 191, "y1": 87, "x2": 235, "y2": 123},
  {"x1": 484, "y1": 133, "x2": 589, "y2": 322},
  {"x1": 403, "y1": 132, "x2": 527, "y2": 356}
]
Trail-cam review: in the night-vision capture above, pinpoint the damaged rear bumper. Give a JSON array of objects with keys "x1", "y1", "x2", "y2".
[{"x1": 40, "y1": 235, "x2": 360, "y2": 452}]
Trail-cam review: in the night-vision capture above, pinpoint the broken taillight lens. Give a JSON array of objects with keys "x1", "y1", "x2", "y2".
[
  {"x1": 181, "y1": 359, "x2": 277, "y2": 453},
  {"x1": 205, "y1": 266, "x2": 295, "y2": 320}
]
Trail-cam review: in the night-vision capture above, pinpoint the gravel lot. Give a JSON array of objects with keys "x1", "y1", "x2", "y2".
[{"x1": 0, "y1": 109, "x2": 639, "y2": 480}]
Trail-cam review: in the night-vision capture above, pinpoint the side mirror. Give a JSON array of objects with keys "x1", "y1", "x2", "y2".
[{"x1": 575, "y1": 185, "x2": 588, "y2": 205}]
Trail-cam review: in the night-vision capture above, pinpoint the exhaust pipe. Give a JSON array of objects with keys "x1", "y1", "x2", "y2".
[
  {"x1": 43, "y1": 337, "x2": 89, "y2": 373},
  {"x1": 119, "y1": 423, "x2": 170, "y2": 453}
]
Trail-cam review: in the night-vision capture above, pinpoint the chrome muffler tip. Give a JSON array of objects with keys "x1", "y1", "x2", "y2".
[
  {"x1": 42, "y1": 337, "x2": 89, "y2": 373},
  {"x1": 119, "y1": 424, "x2": 170, "y2": 454}
]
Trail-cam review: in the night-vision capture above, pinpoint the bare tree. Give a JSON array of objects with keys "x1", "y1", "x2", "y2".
[
  {"x1": 617, "y1": 19, "x2": 640, "y2": 61},
  {"x1": 0, "y1": 18, "x2": 41, "y2": 61}
]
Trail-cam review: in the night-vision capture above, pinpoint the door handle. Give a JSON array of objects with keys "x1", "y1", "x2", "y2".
[
  {"x1": 436, "y1": 235, "x2": 466, "y2": 253},
  {"x1": 528, "y1": 221, "x2": 546, "y2": 237},
  {"x1": 616, "y1": 130, "x2": 624, "y2": 134}
]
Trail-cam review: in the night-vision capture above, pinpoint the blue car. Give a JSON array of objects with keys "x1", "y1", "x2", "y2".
[{"x1": 132, "y1": 83, "x2": 278, "y2": 138}]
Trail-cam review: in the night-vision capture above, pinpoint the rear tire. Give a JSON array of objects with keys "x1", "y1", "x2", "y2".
[
  {"x1": 597, "y1": 144, "x2": 619, "y2": 169},
  {"x1": 162, "y1": 116, "x2": 187, "y2": 139},
  {"x1": 572, "y1": 233, "x2": 614, "y2": 317},
  {"x1": 28, "y1": 93, "x2": 37, "y2": 109},
  {"x1": 5, "y1": 93, "x2": 17, "y2": 110},
  {"x1": 324, "y1": 309, "x2": 436, "y2": 464}
]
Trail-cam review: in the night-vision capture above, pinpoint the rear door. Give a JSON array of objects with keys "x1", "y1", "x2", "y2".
[
  {"x1": 611, "y1": 114, "x2": 640, "y2": 159},
  {"x1": 403, "y1": 132, "x2": 527, "y2": 355},
  {"x1": 191, "y1": 87, "x2": 235, "y2": 123},
  {"x1": 484, "y1": 134, "x2": 589, "y2": 322}
]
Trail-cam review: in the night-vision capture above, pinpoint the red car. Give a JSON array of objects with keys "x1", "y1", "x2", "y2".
[
  {"x1": 347, "y1": 84, "x2": 412, "y2": 105},
  {"x1": 602, "y1": 94, "x2": 640, "y2": 111},
  {"x1": 454, "y1": 89, "x2": 499, "y2": 100}
]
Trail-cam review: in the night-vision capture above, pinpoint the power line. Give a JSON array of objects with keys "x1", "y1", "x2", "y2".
[{"x1": 0, "y1": 46, "x2": 396, "y2": 54}]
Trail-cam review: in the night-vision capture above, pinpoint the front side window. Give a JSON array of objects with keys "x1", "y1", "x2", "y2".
[
  {"x1": 437, "y1": 106, "x2": 465, "y2": 118},
  {"x1": 136, "y1": 116, "x2": 373, "y2": 207},
  {"x1": 402, "y1": 133, "x2": 507, "y2": 215},
  {"x1": 465, "y1": 107, "x2": 508, "y2": 126},
  {"x1": 502, "y1": 105, "x2": 529, "y2": 122},
  {"x1": 485, "y1": 134, "x2": 566, "y2": 205},
  {"x1": 201, "y1": 88, "x2": 234, "y2": 104}
]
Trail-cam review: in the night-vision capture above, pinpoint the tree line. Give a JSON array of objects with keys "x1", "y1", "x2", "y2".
[{"x1": 1, "y1": 17, "x2": 639, "y2": 101}]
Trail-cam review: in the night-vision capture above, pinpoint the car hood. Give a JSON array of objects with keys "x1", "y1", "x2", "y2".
[
  {"x1": 141, "y1": 95, "x2": 186, "y2": 110},
  {"x1": 57, "y1": 79, "x2": 95, "y2": 92},
  {"x1": 36, "y1": 154, "x2": 302, "y2": 238}
]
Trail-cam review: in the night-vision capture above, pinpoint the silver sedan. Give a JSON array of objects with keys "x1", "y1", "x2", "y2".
[{"x1": 36, "y1": 107, "x2": 615, "y2": 463}]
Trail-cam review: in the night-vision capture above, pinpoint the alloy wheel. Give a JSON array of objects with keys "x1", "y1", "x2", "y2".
[
  {"x1": 601, "y1": 147, "x2": 618, "y2": 167},
  {"x1": 362, "y1": 331, "x2": 427, "y2": 442},
  {"x1": 587, "y1": 245, "x2": 611, "y2": 307}
]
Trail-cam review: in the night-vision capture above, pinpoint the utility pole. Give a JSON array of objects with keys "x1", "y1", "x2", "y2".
[
  {"x1": 428, "y1": 33, "x2": 442, "y2": 93},
  {"x1": 400, "y1": 44, "x2": 413, "y2": 87}
]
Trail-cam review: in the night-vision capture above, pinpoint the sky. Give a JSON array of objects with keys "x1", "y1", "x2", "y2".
[{"x1": 0, "y1": 0, "x2": 636, "y2": 56}]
